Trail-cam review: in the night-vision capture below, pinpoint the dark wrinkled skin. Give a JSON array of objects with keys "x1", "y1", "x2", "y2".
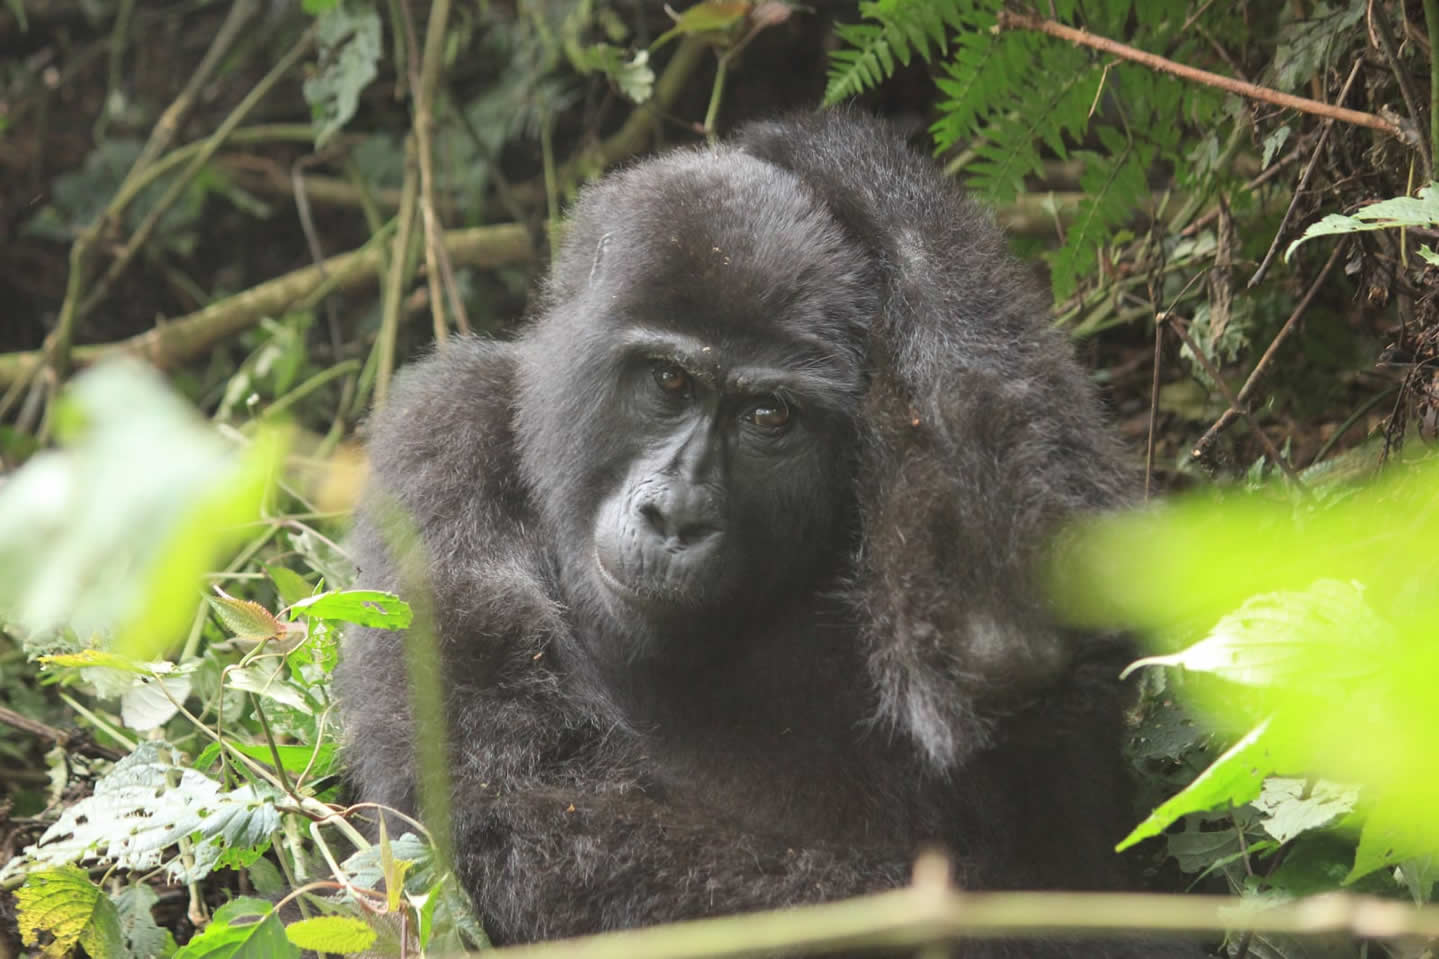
[{"x1": 335, "y1": 111, "x2": 1203, "y2": 957}]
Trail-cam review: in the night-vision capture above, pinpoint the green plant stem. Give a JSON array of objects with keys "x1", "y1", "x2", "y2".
[
  {"x1": 57, "y1": 693, "x2": 136, "y2": 751},
  {"x1": 251, "y1": 694, "x2": 296, "y2": 795},
  {"x1": 376, "y1": 138, "x2": 422, "y2": 408},
  {"x1": 260, "y1": 360, "x2": 362, "y2": 423},
  {"x1": 703, "y1": 56, "x2": 727, "y2": 142}
]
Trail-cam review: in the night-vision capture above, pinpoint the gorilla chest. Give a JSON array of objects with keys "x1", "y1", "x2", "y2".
[{"x1": 620, "y1": 651, "x2": 918, "y2": 844}]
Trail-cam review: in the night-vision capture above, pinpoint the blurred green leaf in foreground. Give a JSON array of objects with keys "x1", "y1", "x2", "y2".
[
  {"x1": 0, "y1": 361, "x2": 286, "y2": 660},
  {"x1": 1050, "y1": 457, "x2": 1439, "y2": 881}
]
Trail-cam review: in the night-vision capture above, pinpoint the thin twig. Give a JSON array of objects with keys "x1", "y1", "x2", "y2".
[
  {"x1": 408, "y1": 0, "x2": 461, "y2": 338},
  {"x1": 1370, "y1": 2, "x2": 1433, "y2": 176},
  {"x1": 1193, "y1": 241, "x2": 1347, "y2": 460},
  {"x1": 1181, "y1": 147, "x2": 1302, "y2": 238},
  {"x1": 73, "y1": 24, "x2": 319, "y2": 321},
  {"x1": 1164, "y1": 315, "x2": 1304, "y2": 487},
  {"x1": 1145, "y1": 318, "x2": 1163, "y2": 500},
  {"x1": 994, "y1": 11, "x2": 1402, "y2": 137},
  {"x1": 123, "y1": 0, "x2": 261, "y2": 181},
  {"x1": 1425, "y1": 0, "x2": 1439, "y2": 178},
  {"x1": 1249, "y1": 59, "x2": 1364, "y2": 287},
  {"x1": 376, "y1": 136, "x2": 422, "y2": 409}
]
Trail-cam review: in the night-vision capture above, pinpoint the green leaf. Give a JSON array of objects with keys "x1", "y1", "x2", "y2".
[
  {"x1": 265, "y1": 564, "x2": 315, "y2": 607},
  {"x1": 304, "y1": 0, "x2": 382, "y2": 147},
  {"x1": 16, "y1": 866, "x2": 126, "y2": 959},
  {"x1": 0, "y1": 361, "x2": 285, "y2": 660},
  {"x1": 288, "y1": 589, "x2": 412, "y2": 628},
  {"x1": 1117, "y1": 720, "x2": 1276, "y2": 850},
  {"x1": 572, "y1": 45, "x2": 654, "y2": 103},
  {"x1": 284, "y1": 916, "x2": 377, "y2": 954},
  {"x1": 174, "y1": 897, "x2": 298, "y2": 959},
  {"x1": 652, "y1": 0, "x2": 749, "y2": 49},
  {"x1": 120, "y1": 671, "x2": 193, "y2": 731},
  {"x1": 227, "y1": 663, "x2": 315, "y2": 713},
  {"x1": 1058, "y1": 458, "x2": 1439, "y2": 860},
  {"x1": 1348, "y1": 800, "x2": 1437, "y2": 884},
  {"x1": 4, "y1": 742, "x2": 282, "y2": 884},
  {"x1": 1121, "y1": 580, "x2": 1392, "y2": 690},
  {"x1": 1252, "y1": 778, "x2": 1358, "y2": 844},
  {"x1": 112, "y1": 884, "x2": 173, "y2": 959},
  {"x1": 1286, "y1": 183, "x2": 1439, "y2": 261},
  {"x1": 209, "y1": 590, "x2": 284, "y2": 642},
  {"x1": 196, "y1": 741, "x2": 340, "y2": 782}
]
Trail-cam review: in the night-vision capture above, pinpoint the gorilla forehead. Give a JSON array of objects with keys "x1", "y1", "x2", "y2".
[{"x1": 547, "y1": 147, "x2": 875, "y2": 354}]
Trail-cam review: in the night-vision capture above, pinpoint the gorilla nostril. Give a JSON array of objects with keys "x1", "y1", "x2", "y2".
[{"x1": 638, "y1": 503, "x2": 666, "y2": 535}]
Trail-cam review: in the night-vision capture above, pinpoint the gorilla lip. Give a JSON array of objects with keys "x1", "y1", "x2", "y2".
[{"x1": 592, "y1": 546, "x2": 678, "y2": 609}]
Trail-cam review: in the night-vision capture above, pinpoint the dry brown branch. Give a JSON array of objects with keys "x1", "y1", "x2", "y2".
[
  {"x1": 1192, "y1": 242, "x2": 1348, "y2": 460},
  {"x1": 1249, "y1": 60, "x2": 1365, "y2": 287},
  {"x1": 1164, "y1": 314, "x2": 1304, "y2": 487},
  {"x1": 995, "y1": 11, "x2": 1404, "y2": 139}
]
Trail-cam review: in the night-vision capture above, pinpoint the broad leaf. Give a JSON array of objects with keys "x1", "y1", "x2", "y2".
[{"x1": 15, "y1": 866, "x2": 125, "y2": 959}]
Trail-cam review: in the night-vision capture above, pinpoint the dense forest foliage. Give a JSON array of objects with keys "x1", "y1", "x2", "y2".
[{"x1": 1, "y1": 0, "x2": 1438, "y2": 955}]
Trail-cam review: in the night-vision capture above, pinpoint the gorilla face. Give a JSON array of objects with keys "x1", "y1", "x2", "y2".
[
  {"x1": 514, "y1": 149, "x2": 875, "y2": 654},
  {"x1": 589, "y1": 332, "x2": 840, "y2": 614}
]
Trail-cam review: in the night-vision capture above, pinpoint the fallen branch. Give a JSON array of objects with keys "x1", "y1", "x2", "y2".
[
  {"x1": 0, "y1": 224, "x2": 532, "y2": 388},
  {"x1": 481, "y1": 880, "x2": 1439, "y2": 959}
]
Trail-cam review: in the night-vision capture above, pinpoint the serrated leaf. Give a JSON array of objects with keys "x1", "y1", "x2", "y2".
[
  {"x1": 209, "y1": 590, "x2": 283, "y2": 641},
  {"x1": 174, "y1": 897, "x2": 297, "y2": 959},
  {"x1": 284, "y1": 916, "x2": 377, "y2": 954},
  {"x1": 1286, "y1": 183, "x2": 1439, "y2": 261},
  {"x1": 1117, "y1": 720, "x2": 1276, "y2": 851},
  {"x1": 1252, "y1": 778, "x2": 1358, "y2": 843},
  {"x1": 16, "y1": 866, "x2": 125, "y2": 959},
  {"x1": 1348, "y1": 800, "x2": 1436, "y2": 884},
  {"x1": 342, "y1": 831, "x2": 433, "y2": 894},
  {"x1": 112, "y1": 883, "x2": 172, "y2": 959},
  {"x1": 303, "y1": 0, "x2": 381, "y2": 147},
  {"x1": 1122, "y1": 580, "x2": 1392, "y2": 689},
  {"x1": 288, "y1": 589, "x2": 412, "y2": 628},
  {"x1": 3, "y1": 742, "x2": 282, "y2": 884}
]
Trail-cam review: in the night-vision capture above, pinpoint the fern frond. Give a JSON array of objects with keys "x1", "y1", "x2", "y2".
[{"x1": 824, "y1": 0, "x2": 971, "y2": 105}]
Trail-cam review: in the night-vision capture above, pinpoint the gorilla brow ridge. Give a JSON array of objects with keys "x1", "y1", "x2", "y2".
[{"x1": 617, "y1": 327, "x2": 859, "y2": 411}]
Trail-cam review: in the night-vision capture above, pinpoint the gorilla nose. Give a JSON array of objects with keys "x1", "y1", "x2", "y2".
[{"x1": 637, "y1": 501, "x2": 720, "y2": 547}]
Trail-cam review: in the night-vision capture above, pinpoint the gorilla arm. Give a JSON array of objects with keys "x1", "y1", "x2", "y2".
[{"x1": 737, "y1": 113, "x2": 1136, "y2": 770}]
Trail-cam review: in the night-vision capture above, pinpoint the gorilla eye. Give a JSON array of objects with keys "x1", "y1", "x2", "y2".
[
  {"x1": 745, "y1": 396, "x2": 791, "y2": 430},
  {"x1": 651, "y1": 363, "x2": 691, "y2": 395}
]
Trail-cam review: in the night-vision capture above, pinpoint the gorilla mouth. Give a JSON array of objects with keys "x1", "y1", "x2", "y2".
[{"x1": 592, "y1": 547, "x2": 698, "y2": 610}]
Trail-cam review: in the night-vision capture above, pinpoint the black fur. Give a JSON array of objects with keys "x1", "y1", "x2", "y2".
[{"x1": 336, "y1": 111, "x2": 1194, "y2": 956}]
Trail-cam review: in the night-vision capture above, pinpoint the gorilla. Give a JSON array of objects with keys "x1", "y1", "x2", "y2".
[{"x1": 336, "y1": 111, "x2": 1191, "y2": 956}]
